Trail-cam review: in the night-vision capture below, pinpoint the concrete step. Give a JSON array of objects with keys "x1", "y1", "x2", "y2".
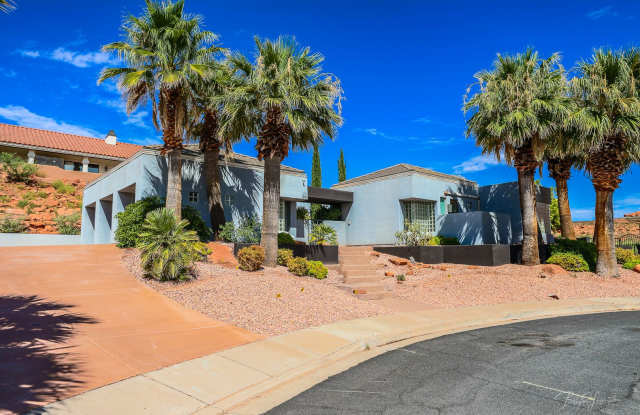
[
  {"x1": 339, "y1": 263, "x2": 377, "y2": 271},
  {"x1": 348, "y1": 282, "x2": 387, "y2": 293},
  {"x1": 343, "y1": 275, "x2": 384, "y2": 284},
  {"x1": 338, "y1": 255, "x2": 373, "y2": 265},
  {"x1": 342, "y1": 269, "x2": 380, "y2": 278},
  {"x1": 339, "y1": 247, "x2": 373, "y2": 254}
]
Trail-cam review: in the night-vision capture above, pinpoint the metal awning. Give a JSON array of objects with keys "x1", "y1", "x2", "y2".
[{"x1": 306, "y1": 186, "x2": 353, "y2": 204}]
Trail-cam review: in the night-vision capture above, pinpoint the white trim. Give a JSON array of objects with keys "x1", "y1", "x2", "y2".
[
  {"x1": 0, "y1": 141, "x2": 128, "y2": 161},
  {"x1": 332, "y1": 164, "x2": 476, "y2": 189}
]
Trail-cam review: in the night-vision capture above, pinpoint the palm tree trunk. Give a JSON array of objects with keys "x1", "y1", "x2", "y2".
[
  {"x1": 594, "y1": 189, "x2": 618, "y2": 277},
  {"x1": 166, "y1": 149, "x2": 182, "y2": 218},
  {"x1": 204, "y1": 147, "x2": 225, "y2": 239},
  {"x1": 261, "y1": 155, "x2": 280, "y2": 267},
  {"x1": 555, "y1": 177, "x2": 576, "y2": 239},
  {"x1": 518, "y1": 168, "x2": 540, "y2": 265}
]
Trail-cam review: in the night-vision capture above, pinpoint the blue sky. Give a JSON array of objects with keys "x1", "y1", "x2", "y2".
[{"x1": 1, "y1": 0, "x2": 639, "y2": 220}]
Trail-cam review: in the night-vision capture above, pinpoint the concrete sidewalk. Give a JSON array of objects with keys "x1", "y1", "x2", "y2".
[{"x1": 37, "y1": 296, "x2": 640, "y2": 415}]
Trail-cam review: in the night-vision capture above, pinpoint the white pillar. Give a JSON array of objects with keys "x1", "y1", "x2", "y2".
[
  {"x1": 82, "y1": 157, "x2": 89, "y2": 172},
  {"x1": 27, "y1": 150, "x2": 35, "y2": 164}
]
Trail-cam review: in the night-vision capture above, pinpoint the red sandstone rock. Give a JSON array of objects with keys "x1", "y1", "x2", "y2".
[
  {"x1": 389, "y1": 258, "x2": 408, "y2": 266},
  {"x1": 384, "y1": 271, "x2": 395, "y2": 277},
  {"x1": 634, "y1": 265, "x2": 640, "y2": 273}
]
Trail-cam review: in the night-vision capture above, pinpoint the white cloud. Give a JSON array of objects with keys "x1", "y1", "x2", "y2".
[
  {"x1": 17, "y1": 47, "x2": 112, "y2": 68},
  {"x1": 357, "y1": 127, "x2": 456, "y2": 146},
  {"x1": 126, "y1": 136, "x2": 162, "y2": 146},
  {"x1": 586, "y1": 6, "x2": 618, "y2": 20},
  {"x1": 453, "y1": 154, "x2": 501, "y2": 173},
  {"x1": 94, "y1": 98, "x2": 151, "y2": 129},
  {"x1": 0, "y1": 105, "x2": 101, "y2": 137},
  {"x1": 1, "y1": 68, "x2": 17, "y2": 78},
  {"x1": 571, "y1": 208, "x2": 594, "y2": 221},
  {"x1": 413, "y1": 116, "x2": 432, "y2": 124}
]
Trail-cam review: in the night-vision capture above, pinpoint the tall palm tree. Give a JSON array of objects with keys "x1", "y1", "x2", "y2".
[
  {"x1": 221, "y1": 37, "x2": 343, "y2": 266},
  {"x1": 546, "y1": 156, "x2": 578, "y2": 239},
  {"x1": 568, "y1": 49, "x2": 640, "y2": 277},
  {"x1": 98, "y1": 0, "x2": 218, "y2": 218},
  {"x1": 464, "y1": 49, "x2": 569, "y2": 265},
  {"x1": 0, "y1": 0, "x2": 16, "y2": 13}
]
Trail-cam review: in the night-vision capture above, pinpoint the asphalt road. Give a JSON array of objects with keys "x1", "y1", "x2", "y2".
[{"x1": 266, "y1": 311, "x2": 640, "y2": 414}]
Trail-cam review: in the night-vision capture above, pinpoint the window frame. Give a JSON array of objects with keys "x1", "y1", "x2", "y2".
[{"x1": 401, "y1": 200, "x2": 436, "y2": 234}]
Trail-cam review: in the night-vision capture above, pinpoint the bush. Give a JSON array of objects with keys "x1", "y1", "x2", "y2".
[
  {"x1": 0, "y1": 217, "x2": 26, "y2": 233},
  {"x1": 623, "y1": 260, "x2": 640, "y2": 270},
  {"x1": 0, "y1": 152, "x2": 38, "y2": 183},
  {"x1": 218, "y1": 216, "x2": 261, "y2": 243},
  {"x1": 311, "y1": 205, "x2": 342, "y2": 221},
  {"x1": 55, "y1": 213, "x2": 81, "y2": 235},
  {"x1": 428, "y1": 236, "x2": 460, "y2": 245},
  {"x1": 307, "y1": 260, "x2": 328, "y2": 279},
  {"x1": 546, "y1": 252, "x2": 590, "y2": 272},
  {"x1": 115, "y1": 196, "x2": 210, "y2": 247},
  {"x1": 237, "y1": 245, "x2": 265, "y2": 271},
  {"x1": 277, "y1": 248, "x2": 294, "y2": 266},
  {"x1": 395, "y1": 223, "x2": 432, "y2": 246},
  {"x1": 278, "y1": 232, "x2": 295, "y2": 246},
  {"x1": 51, "y1": 180, "x2": 75, "y2": 194},
  {"x1": 396, "y1": 274, "x2": 406, "y2": 282},
  {"x1": 616, "y1": 248, "x2": 638, "y2": 265},
  {"x1": 296, "y1": 206, "x2": 310, "y2": 221},
  {"x1": 309, "y1": 223, "x2": 337, "y2": 245},
  {"x1": 218, "y1": 221, "x2": 235, "y2": 242},
  {"x1": 287, "y1": 257, "x2": 308, "y2": 276},
  {"x1": 549, "y1": 238, "x2": 597, "y2": 272},
  {"x1": 138, "y1": 208, "x2": 210, "y2": 281}
]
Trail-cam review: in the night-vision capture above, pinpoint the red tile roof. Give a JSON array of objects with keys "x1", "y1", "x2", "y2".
[{"x1": 0, "y1": 123, "x2": 142, "y2": 159}]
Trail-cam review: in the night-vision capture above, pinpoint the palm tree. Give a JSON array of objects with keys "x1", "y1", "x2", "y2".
[
  {"x1": 98, "y1": 0, "x2": 218, "y2": 218},
  {"x1": 221, "y1": 37, "x2": 343, "y2": 266},
  {"x1": 0, "y1": 0, "x2": 16, "y2": 13},
  {"x1": 464, "y1": 49, "x2": 569, "y2": 265},
  {"x1": 546, "y1": 156, "x2": 578, "y2": 239},
  {"x1": 568, "y1": 49, "x2": 640, "y2": 277}
]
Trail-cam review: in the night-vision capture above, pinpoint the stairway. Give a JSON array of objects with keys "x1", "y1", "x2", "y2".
[{"x1": 338, "y1": 246, "x2": 389, "y2": 300}]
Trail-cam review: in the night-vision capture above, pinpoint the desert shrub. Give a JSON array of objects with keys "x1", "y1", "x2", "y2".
[
  {"x1": 51, "y1": 180, "x2": 75, "y2": 194},
  {"x1": 623, "y1": 260, "x2": 640, "y2": 270},
  {"x1": 312, "y1": 205, "x2": 342, "y2": 221},
  {"x1": 138, "y1": 208, "x2": 210, "y2": 281},
  {"x1": 309, "y1": 223, "x2": 337, "y2": 245},
  {"x1": 237, "y1": 245, "x2": 265, "y2": 271},
  {"x1": 546, "y1": 252, "x2": 590, "y2": 272},
  {"x1": 549, "y1": 238, "x2": 597, "y2": 271},
  {"x1": 55, "y1": 213, "x2": 81, "y2": 235},
  {"x1": 287, "y1": 257, "x2": 309, "y2": 276},
  {"x1": 396, "y1": 274, "x2": 406, "y2": 282},
  {"x1": 0, "y1": 217, "x2": 26, "y2": 233},
  {"x1": 0, "y1": 195, "x2": 10, "y2": 203},
  {"x1": 277, "y1": 248, "x2": 294, "y2": 266},
  {"x1": 17, "y1": 199, "x2": 31, "y2": 208},
  {"x1": 218, "y1": 221, "x2": 235, "y2": 242},
  {"x1": 428, "y1": 236, "x2": 460, "y2": 245},
  {"x1": 394, "y1": 223, "x2": 432, "y2": 246},
  {"x1": 0, "y1": 152, "x2": 38, "y2": 183},
  {"x1": 218, "y1": 216, "x2": 261, "y2": 243},
  {"x1": 307, "y1": 260, "x2": 328, "y2": 279},
  {"x1": 37, "y1": 191, "x2": 48, "y2": 198},
  {"x1": 616, "y1": 248, "x2": 638, "y2": 265},
  {"x1": 296, "y1": 206, "x2": 310, "y2": 221},
  {"x1": 278, "y1": 232, "x2": 295, "y2": 246},
  {"x1": 115, "y1": 196, "x2": 209, "y2": 247}
]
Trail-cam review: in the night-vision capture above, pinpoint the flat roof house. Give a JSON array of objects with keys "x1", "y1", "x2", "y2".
[{"x1": 0, "y1": 123, "x2": 141, "y2": 173}]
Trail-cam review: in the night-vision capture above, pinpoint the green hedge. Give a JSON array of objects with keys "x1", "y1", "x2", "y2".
[
  {"x1": 278, "y1": 232, "x2": 295, "y2": 245},
  {"x1": 549, "y1": 238, "x2": 596, "y2": 272},
  {"x1": 546, "y1": 252, "x2": 590, "y2": 272}
]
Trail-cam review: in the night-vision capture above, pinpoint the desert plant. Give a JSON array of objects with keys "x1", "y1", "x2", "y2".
[
  {"x1": 0, "y1": 195, "x2": 9, "y2": 203},
  {"x1": 278, "y1": 232, "x2": 295, "y2": 245},
  {"x1": 235, "y1": 216, "x2": 261, "y2": 243},
  {"x1": 550, "y1": 238, "x2": 597, "y2": 271},
  {"x1": 0, "y1": 217, "x2": 26, "y2": 233},
  {"x1": 182, "y1": 205, "x2": 213, "y2": 241},
  {"x1": 428, "y1": 236, "x2": 460, "y2": 245},
  {"x1": 307, "y1": 260, "x2": 328, "y2": 279},
  {"x1": 623, "y1": 260, "x2": 640, "y2": 270},
  {"x1": 138, "y1": 208, "x2": 210, "y2": 281},
  {"x1": 396, "y1": 274, "x2": 406, "y2": 282},
  {"x1": 0, "y1": 152, "x2": 38, "y2": 183},
  {"x1": 287, "y1": 256, "x2": 308, "y2": 276},
  {"x1": 237, "y1": 245, "x2": 265, "y2": 271},
  {"x1": 277, "y1": 248, "x2": 294, "y2": 266},
  {"x1": 546, "y1": 252, "x2": 590, "y2": 272},
  {"x1": 395, "y1": 223, "x2": 432, "y2": 246},
  {"x1": 616, "y1": 248, "x2": 639, "y2": 265},
  {"x1": 51, "y1": 180, "x2": 75, "y2": 194},
  {"x1": 312, "y1": 205, "x2": 342, "y2": 221},
  {"x1": 309, "y1": 223, "x2": 338, "y2": 245},
  {"x1": 54, "y1": 213, "x2": 81, "y2": 235},
  {"x1": 218, "y1": 221, "x2": 235, "y2": 242}
]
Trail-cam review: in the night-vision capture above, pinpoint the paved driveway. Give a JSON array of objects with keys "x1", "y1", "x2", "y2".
[{"x1": 0, "y1": 244, "x2": 261, "y2": 414}]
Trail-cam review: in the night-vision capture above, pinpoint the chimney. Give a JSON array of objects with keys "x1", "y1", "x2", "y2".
[{"x1": 105, "y1": 130, "x2": 117, "y2": 145}]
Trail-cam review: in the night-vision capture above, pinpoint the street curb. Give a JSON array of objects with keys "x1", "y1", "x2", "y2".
[{"x1": 38, "y1": 297, "x2": 640, "y2": 415}]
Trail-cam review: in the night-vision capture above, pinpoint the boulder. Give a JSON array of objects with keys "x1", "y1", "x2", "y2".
[
  {"x1": 389, "y1": 258, "x2": 408, "y2": 266},
  {"x1": 634, "y1": 264, "x2": 640, "y2": 274},
  {"x1": 540, "y1": 264, "x2": 569, "y2": 276},
  {"x1": 384, "y1": 271, "x2": 395, "y2": 277}
]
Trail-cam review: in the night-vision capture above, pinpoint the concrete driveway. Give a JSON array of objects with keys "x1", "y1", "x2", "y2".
[{"x1": 0, "y1": 244, "x2": 261, "y2": 414}]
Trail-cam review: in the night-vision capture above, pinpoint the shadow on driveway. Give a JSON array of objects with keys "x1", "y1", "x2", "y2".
[{"x1": 0, "y1": 295, "x2": 98, "y2": 414}]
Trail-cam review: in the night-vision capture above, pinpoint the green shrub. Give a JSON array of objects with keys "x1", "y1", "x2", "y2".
[
  {"x1": 51, "y1": 180, "x2": 75, "y2": 194},
  {"x1": 0, "y1": 217, "x2": 26, "y2": 233},
  {"x1": 0, "y1": 152, "x2": 38, "y2": 183},
  {"x1": 296, "y1": 206, "x2": 310, "y2": 221},
  {"x1": 546, "y1": 252, "x2": 590, "y2": 272},
  {"x1": 311, "y1": 205, "x2": 342, "y2": 221},
  {"x1": 623, "y1": 260, "x2": 640, "y2": 270},
  {"x1": 17, "y1": 199, "x2": 31, "y2": 208},
  {"x1": 287, "y1": 257, "x2": 309, "y2": 276},
  {"x1": 218, "y1": 221, "x2": 235, "y2": 242},
  {"x1": 396, "y1": 274, "x2": 406, "y2": 282},
  {"x1": 37, "y1": 191, "x2": 48, "y2": 198},
  {"x1": 278, "y1": 232, "x2": 295, "y2": 245},
  {"x1": 138, "y1": 208, "x2": 210, "y2": 281},
  {"x1": 550, "y1": 238, "x2": 597, "y2": 271},
  {"x1": 616, "y1": 248, "x2": 638, "y2": 265},
  {"x1": 394, "y1": 223, "x2": 432, "y2": 246},
  {"x1": 115, "y1": 196, "x2": 210, "y2": 247},
  {"x1": 0, "y1": 195, "x2": 10, "y2": 203},
  {"x1": 277, "y1": 248, "x2": 294, "y2": 266},
  {"x1": 428, "y1": 236, "x2": 460, "y2": 245},
  {"x1": 218, "y1": 216, "x2": 262, "y2": 243},
  {"x1": 237, "y1": 245, "x2": 265, "y2": 271},
  {"x1": 310, "y1": 223, "x2": 337, "y2": 245},
  {"x1": 307, "y1": 260, "x2": 328, "y2": 279},
  {"x1": 54, "y1": 213, "x2": 81, "y2": 235}
]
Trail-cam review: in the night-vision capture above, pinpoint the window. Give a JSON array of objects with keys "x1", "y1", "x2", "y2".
[
  {"x1": 448, "y1": 199, "x2": 460, "y2": 213},
  {"x1": 440, "y1": 197, "x2": 446, "y2": 215},
  {"x1": 188, "y1": 191, "x2": 198, "y2": 202},
  {"x1": 463, "y1": 198, "x2": 477, "y2": 211},
  {"x1": 88, "y1": 164, "x2": 99, "y2": 173},
  {"x1": 279, "y1": 200, "x2": 287, "y2": 232},
  {"x1": 64, "y1": 161, "x2": 83, "y2": 171},
  {"x1": 401, "y1": 200, "x2": 435, "y2": 234},
  {"x1": 223, "y1": 194, "x2": 233, "y2": 205}
]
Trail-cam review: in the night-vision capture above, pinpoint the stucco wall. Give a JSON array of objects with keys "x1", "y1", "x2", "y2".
[{"x1": 437, "y1": 211, "x2": 512, "y2": 245}]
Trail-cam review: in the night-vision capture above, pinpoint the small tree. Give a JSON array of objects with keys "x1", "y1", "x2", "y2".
[
  {"x1": 337, "y1": 149, "x2": 346, "y2": 182},
  {"x1": 311, "y1": 144, "x2": 322, "y2": 187}
]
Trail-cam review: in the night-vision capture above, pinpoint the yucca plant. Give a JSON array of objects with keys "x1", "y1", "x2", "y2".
[{"x1": 138, "y1": 208, "x2": 210, "y2": 281}]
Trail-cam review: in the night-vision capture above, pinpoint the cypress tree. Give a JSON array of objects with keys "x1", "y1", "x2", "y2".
[
  {"x1": 338, "y1": 149, "x2": 346, "y2": 182},
  {"x1": 311, "y1": 144, "x2": 322, "y2": 187}
]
